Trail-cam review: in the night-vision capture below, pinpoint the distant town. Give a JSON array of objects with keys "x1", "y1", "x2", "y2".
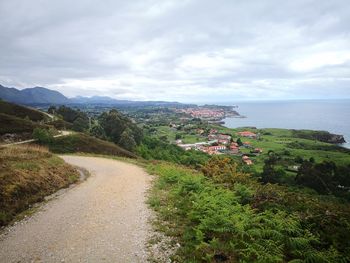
[{"x1": 175, "y1": 105, "x2": 241, "y2": 122}]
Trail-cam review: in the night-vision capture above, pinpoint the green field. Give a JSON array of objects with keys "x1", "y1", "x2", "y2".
[
  {"x1": 154, "y1": 125, "x2": 207, "y2": 144},
  {"x1": 151, "y1": 125, "x2": 350, "y2": 172}
]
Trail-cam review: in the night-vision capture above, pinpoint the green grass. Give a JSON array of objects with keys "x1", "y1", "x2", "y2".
[
  {"x1": 155, "y1": 126, "x2": 207, "y2": 144},
  {"x1": 13, "y1": 161, "x2": 40, "y2": 171},
  {"x1": 152, "y1": 125, "x2": 350, "y2": 172}
]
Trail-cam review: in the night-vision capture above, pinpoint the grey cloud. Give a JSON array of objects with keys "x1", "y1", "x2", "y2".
[{"x1": 0, "y1": 0, "x2": 349, "y2": 102}]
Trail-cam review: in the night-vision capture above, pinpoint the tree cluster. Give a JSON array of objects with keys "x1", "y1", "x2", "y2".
[
  {"x1": 49, "y1": 106, "x2": 89, "y2": 132},
  {"x1": 296, "y1": 160, "x2": 350, "y2": 198},
  {"x1": 98, "y1": 109, "x2": 142, "y2": 152}
]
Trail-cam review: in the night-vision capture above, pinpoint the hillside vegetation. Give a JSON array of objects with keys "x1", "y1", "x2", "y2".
[
  {"x1": 0, "y1": 100, "x2": 52, "y2": 143},
  {"x1": 0, "y1": 145, "x2": 79, "y2": 226},
  {"x1": 0, "y1": 100, "x2": 48, "y2": 122},
  {"x1": 46, "y1": 133, "x2": 137, "y2": 158},
  {"x1": 148, "y1": 159, "x2": 350, "y2": 262},
  {"x1": 0, "y1": 113, "x2": 48, "y2": 136}
]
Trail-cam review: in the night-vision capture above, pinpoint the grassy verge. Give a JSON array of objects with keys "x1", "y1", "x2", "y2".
[
  {"x1": 0, "y1": 145, "x2": 80, "y2": 226},
  {"x1": 147, "y1": 161, "x2": 350, "y2": 262}
]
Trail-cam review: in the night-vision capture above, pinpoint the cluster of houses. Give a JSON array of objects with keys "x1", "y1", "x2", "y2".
[
  {"x1": 178, "y1": 108, "x2": 226, "y2": 119},
  {"x1": 176, "y1": 129, "x2": 262, "y2": 165}
]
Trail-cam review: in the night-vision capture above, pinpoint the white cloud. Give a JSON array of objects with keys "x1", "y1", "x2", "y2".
[{"x1": 290, "y1": 51, "x2": 350, "y2": 72}]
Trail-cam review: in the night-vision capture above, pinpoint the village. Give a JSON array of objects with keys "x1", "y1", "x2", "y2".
[
  {"x1": 175, "y1": 106, "x2": 240, "y2": 121},
  {"x1": 177, "y1": 108, "x2": 226, "y2": 119},
  {"x1": 176, "y1": 129, "x2": 263, "y2": 165}
]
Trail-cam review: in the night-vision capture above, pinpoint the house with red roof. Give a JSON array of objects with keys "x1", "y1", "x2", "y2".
[
  {"x1": 230, "y1": 145, "x2": 239, "y2": 154},
  {"x1": 237, "y1": 131, "x2": 257, "y2": 139}
]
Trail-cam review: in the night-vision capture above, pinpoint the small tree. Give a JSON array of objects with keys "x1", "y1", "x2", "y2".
[
  {"x1": 261, "y1": 155, "x2": 283, "y2": 184},
  {"x1": 118, "y1": 129, "x2": 137, "y2": 152},
  {"x1": 89, "y1": 124, "x2": 106, "y2": 140},
  {"x1": 72, "y1": 117, "x2": 89, "y2": 132},
  {"x1": 48, "y1": 106, "x2": 56, "y2": 114},
  {"x1": 32, "y1": 128, "x2": 53, "y2": 144}
]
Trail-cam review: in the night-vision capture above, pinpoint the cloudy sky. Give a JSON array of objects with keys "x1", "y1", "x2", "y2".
[{"x1": 0, "y1": 0, "x2": 349, "y2": 102}]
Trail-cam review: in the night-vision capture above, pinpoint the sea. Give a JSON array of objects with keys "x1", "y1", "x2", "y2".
[{"x1": 222, "y1": 99, "x2": 350, "y2": 149}]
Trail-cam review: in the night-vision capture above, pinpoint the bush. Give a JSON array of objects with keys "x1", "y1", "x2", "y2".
[
  {"x1": 137, "y1": 136, "x2": 209, "y2": 167},
  {"x1": 32, "y1": 128, "x2": 54, "y2": 144}
]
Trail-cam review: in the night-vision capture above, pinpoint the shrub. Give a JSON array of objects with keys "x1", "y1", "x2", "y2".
[
  {"x1": 202, "y1": 157, "x2": 252, "y2": 186},
  {"x1": 148, "y1": 162, "x2": 348, "y2": 262},
  {"x1": 32, "y1": 128, "x2": 54, "y2": 144}
]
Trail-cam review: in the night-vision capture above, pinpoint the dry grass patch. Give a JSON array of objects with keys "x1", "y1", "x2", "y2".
[{"x1": 0, "y1": 145, "x2": 79, "y2": 226}]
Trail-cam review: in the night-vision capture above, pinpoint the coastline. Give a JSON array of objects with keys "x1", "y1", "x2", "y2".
[
  {"x1": 222, "y1": 118, "x2": 350, "y2": 149},
  {"x1": 219, "y1": 99, "x2": 350, "y2": 149}
]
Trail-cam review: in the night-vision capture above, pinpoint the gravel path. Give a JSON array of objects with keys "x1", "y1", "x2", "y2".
[{"x1": 0, "y1": 156, "x2": 152, "y2": 263}]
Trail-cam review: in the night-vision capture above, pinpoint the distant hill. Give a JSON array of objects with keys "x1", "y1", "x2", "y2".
[
  {"x1": 70, "y1": 95, "x2": 127, "y2": 104},
  {"x1": 0, "y1": 100, "x2": 48, "y2": 122},
  {"x1": 0, "y1": 84, "x2": 184, "y2": 107},
  {"x1": 0, "y1": 85, "x2": 69, "y2": 104},
  {"x1": 69, "y1": 95, "x2": 183, "y2": 107}
]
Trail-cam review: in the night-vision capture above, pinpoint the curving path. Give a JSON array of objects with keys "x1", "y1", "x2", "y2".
[{"x1": 0, "y1": 156, "x2": 152, "y2": 263}]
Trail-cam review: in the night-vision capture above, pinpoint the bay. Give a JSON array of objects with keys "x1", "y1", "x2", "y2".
[{"x1": 223, "y1": 99, "x2": 350, "y2": 149}]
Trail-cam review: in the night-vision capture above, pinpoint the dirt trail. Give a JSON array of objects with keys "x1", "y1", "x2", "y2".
[
  {"x1": 0, "y1": 130, "x2": 72, "y2": 147},
  {"x1": 0, "y1": 156, "x2": 152, "y2": 263}
]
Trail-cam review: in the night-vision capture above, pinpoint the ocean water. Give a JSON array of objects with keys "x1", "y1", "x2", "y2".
[{"x1": 223, "y1": 99, "x2": 350, "y2": 149}]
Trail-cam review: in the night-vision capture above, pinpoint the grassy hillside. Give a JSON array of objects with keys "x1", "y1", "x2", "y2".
[
  {"x1": 148, "y1": 161, "x2": 350, "y2": 262},
  {"x1": 0, "y1": 113, "x2": 49, "y2": 135},
  {"x1": 47, "y1": 133, "x2": 137, "y2": 158},
  {"x1": 0, "y1": 100, "x2": 48, "y2": 122},
  {"x1": 0, "y1": 145, "x2": 79, "y2": 226}
]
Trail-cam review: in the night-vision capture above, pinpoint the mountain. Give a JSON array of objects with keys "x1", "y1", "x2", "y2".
[
  {"x1": 70, "y1": 95, "x2": 127, "y2": 104},
  {"x1": 0, "y1": 84, "x2": 185, "y2": 107},
  {"x1": 0, "y1": 85, "x2": 69, "y2": 104}
]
